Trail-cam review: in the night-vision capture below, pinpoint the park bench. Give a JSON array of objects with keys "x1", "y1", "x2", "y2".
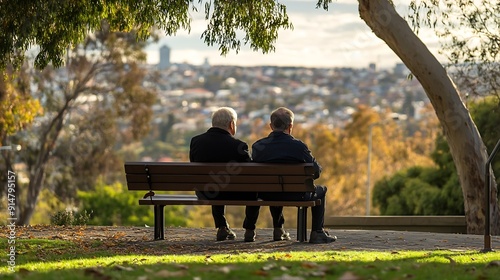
[{"x1": 124, "y1": 162, "x2": 320, "y2": 242}]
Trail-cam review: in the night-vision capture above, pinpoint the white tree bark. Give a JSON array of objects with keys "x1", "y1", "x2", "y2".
[{"x1": 358, "y1": 0, "x2": 499, "y2": 234}]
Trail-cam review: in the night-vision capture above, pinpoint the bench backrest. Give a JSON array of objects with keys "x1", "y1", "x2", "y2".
[{"x1": 124, "y1": 162, "x2": 316, "y2": 193}]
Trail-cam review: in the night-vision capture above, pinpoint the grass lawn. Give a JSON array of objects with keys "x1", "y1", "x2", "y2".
[{"x1": 1, "y1": 238, "x2": 500, "y2": 280}]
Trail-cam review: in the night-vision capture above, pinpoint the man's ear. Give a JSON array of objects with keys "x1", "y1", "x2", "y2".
[{"x1": 229, "y1": 121, "x2": 236, "y2": 135}]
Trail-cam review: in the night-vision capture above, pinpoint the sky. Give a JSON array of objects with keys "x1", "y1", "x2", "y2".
[{"x1": 144, "y1": 0, "x2": 443, "y2": 70}]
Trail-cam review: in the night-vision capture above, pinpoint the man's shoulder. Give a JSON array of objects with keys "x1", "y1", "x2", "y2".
[
  {"x1": 290, "y1": 137, "x2": 308, "y2": 147},
  {"x1": 234, "y1": 138, "x2": 248, "y2": 145},
  {"x1": 251, "y1": 136, "x2": 270, "y2": 149},
  {"x1": 190, "y1": 132, "x2": 206, "y2": 142},
  {"x1": 252, "y1": 137, "x2": 265, "y2": 145}
]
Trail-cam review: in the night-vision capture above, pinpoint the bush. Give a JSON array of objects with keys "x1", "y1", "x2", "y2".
[
  {"x1": 373, "y1": 98, "x2": 499, "y2": 215},
  {"x1": 77, "y1": 180, "x2": 188, "y2": 226},
  {"x1": 50, "y1": 209, "x2": 92, "y2": 226}
]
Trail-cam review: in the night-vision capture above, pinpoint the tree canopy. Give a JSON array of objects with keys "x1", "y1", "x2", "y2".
[
  {"x1": 5, "y1": 24, "x2": 157, "y2": 224},
  {"x1": 408, "y1": 0, "x2": 500, "y2": 98},
  {"x1": 0, "y1": 0, "x2": 292, "y2": 69}
]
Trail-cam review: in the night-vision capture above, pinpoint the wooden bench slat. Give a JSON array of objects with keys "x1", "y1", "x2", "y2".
[
  {"x1": 125, "y1": 162, "x2": 315, "y2": 175},
  {"x1": 126, "y1": 174, "x2": 312, "y2": 184},
  {"x1": 139, "y1": 194, "x2": 320, "y2": 207},
  {"x1": 127, "y1": 182, "x2": 315, "y2": 192}
]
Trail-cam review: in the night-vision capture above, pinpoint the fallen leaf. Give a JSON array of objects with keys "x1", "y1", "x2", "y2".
[
  {"x1": 219, "y1": 266, "x2": 232, "y2": 274},
  {"x1": 280, "y1": 266, "x2": 289, "y2": 271},
  {"x1": 363, "y1": 264, "x2": 376, "y2": 269},
  {"x1": 112, "y1": 232, "x2": 126, "y2": 239},
  {"x1": 112, "y1": 265, "x2": 134, "y2": 271},
  {"x1": 84, "y1": 267, "x2": 112, "y2": 280},
  {"x1": 262, "y1": 263, "x2": 277, "y2": 271},
  {"x1": 308, "y1": 271, "x2": 326, "y2": 277},
  {"x1": 172, "y1": 263, "x2": 189, "y2": 270},
  {"x1": 272, "y1": 274, "x2": 305, "y2": 280},
  {"x1": 254, "y1": 270, "x2": 269, "y2": 276},
  {"x1": 301, "y1": 261, "x2": 318, "y2": 268},
  {"x1": 338, "y1": 271, "x2": 361, "y2": 280},
  {"x1": 18, "y1": 268, "x2": 31, "y2": 275},
  {"x1": 155, "y1": 269, "x2": 186, "y2": 277}
]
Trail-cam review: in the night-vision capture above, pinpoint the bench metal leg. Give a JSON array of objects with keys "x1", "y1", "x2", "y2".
[
  {"x1": 154, "y1": 205, "x2": 165, "y2": 240},
  {"x1": 297, "y1": 206, "x2": 308, "y2": 242}
]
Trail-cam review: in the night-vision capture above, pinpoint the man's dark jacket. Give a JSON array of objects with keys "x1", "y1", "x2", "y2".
[
  {"x1": 251, "y1": 131, "x2": 322, "y2": 179},
  {"x1": 190, "y1": 127, "x2": 257, "y2": 229},
  {"x1": 190, "y1": 127, "x2": 251, "y2": 162}
]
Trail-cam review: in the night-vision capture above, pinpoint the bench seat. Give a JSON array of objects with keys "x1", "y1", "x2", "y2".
[{"x1": 139, "y1": 194, "x2": 319, "y2": 207}]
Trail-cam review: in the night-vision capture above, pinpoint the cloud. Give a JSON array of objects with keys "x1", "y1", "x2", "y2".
[{"x1": 145, "y1": 0, "x2": 441, "y2": 69}]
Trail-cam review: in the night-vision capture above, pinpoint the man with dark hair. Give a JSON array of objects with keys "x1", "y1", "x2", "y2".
[
  {"x1": 251, "y1": 107, "x2": 337, "y2": 244},
  {"x1": 190, "y1": 107, "x2": 259, "y2": 241}
]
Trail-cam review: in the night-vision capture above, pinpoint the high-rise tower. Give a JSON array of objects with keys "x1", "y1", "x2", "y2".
[{"x1": 158, "y1": 45, "x2": 171, "y2": 70}]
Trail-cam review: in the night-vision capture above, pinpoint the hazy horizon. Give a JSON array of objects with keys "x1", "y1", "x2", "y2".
[{"x1": 145, "y1": 0, "x2": 443, "y2": 70}]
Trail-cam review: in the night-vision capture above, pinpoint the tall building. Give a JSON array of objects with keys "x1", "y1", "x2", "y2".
[
  {"x1": 158, "y1": 45, "x2": 171, "y2": 70},
  {"x1": 394, "y1": 63, "x2": 408, "y2": 77},
  {"x1": 202, "y1": 57, "x2": 210, "y2": 70},
  {"x1": 368, "y1": 63, "x2": 376, "y2": 72}
]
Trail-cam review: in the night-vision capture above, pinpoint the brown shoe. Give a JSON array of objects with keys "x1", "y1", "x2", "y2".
[
  {"x1": 309, "y1": 230, "x2": 337, "y2": 244},
  {"x1": 216, "y1": 227, "x2": 236, "y2": 241},
  {"x1": 244, "y1": 229, "x2": 256, "y2": 242},
  {"x1": 273, "y1": 228, "x2": 291, "y2": 241}
]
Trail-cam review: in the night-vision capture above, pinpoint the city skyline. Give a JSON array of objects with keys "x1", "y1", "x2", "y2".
[{"x1": 145, "y1": 0, "x2": 444, "y2": 69}]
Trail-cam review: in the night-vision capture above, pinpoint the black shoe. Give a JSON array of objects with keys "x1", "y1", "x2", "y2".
[
  {"x1": 244, "y1": 229, "x2": 256, "y2": 242},
  {"x1": 216, "y1": 227, "x2": 236, "y2": 241},
  {"x1": 309, "y1": 230, "x2": 337, "y2": 244},
  {"x1": 273, "y1": 228, "x2": 291, "y2": 241}
]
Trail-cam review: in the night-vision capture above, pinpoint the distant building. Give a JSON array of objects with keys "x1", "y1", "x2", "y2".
[
  {"x1": 202, "y1": 57, "x2": 210, "y2": 70},
  {"x1": 369, "y1": 63, "x2": 376, "y2": 72},
  {"x1": 158, "y1": 45, "x2": 171, "y2": 70},
  {"x1": 394, "y1": 63, "x2": 408, "y2": 77}
]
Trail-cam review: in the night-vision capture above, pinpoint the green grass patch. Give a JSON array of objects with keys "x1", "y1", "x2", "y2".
[{"x1": 1, "y1": 239, "x2": 500, "y2": 279}]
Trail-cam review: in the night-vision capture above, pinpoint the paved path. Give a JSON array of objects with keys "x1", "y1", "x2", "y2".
[
  {"x1": 161, "y1": 227, "x2": 499, "y2": 253},
  {"x1": 10, "y1": 226, "x2": 500, "y2": 255}
]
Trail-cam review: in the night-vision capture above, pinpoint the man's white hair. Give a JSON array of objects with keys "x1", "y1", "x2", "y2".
[{"x1": 212, "y1": 107, "x2": 237, "y2": 129}]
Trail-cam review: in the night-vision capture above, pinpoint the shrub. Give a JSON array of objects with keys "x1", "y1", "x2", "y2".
[
  {"x1": 77, "y1": 180, "x2": 187, "y2": 226},
  {"x1": 50, "y1": 209, "x2": 92, "y2": 226}
]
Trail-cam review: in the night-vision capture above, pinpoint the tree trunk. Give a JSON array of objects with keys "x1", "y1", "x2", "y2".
[
  {"x1": 17, "y1": 166, "x2": 46, "y2": 225},
  {"x1": 358, "y1": 0, "x2": 499, "y2": 234},
  {"x1": 18, "y1": 102, "x2": 66, "y2": 225}
]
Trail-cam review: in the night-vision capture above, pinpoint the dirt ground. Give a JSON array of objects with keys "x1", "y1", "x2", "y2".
[{"x1": 5, "y1": 225, "x2": 499, "y2": 255}]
